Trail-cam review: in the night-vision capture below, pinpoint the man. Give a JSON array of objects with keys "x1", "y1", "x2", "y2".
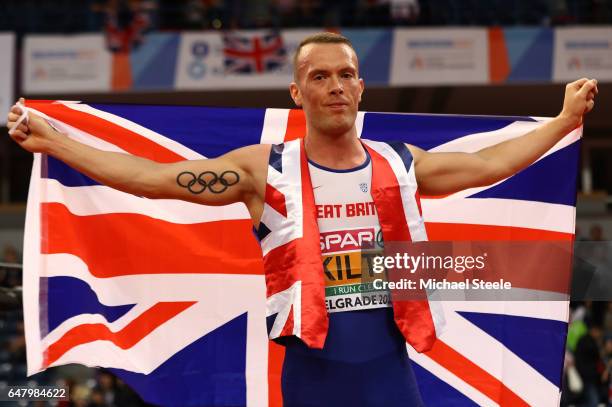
[
  {"x1": 7, "y1": 32, "x2": 597, "y2": 406},
  {"x1": 575, "y1": 318, "x2": 605, "y2": 407}
]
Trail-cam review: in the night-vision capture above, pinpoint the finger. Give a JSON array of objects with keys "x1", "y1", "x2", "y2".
[
  {"x1": 17, "y1": 123, "x2": 29, "y2": 133},
  {"x1": 9, "y1": 130, "x2": 28, "y2": 141},
  {"x1": 587, "y1": 91, "x2": 595, "y2": 100},
  {"x1": 10, "y1": 104, "x2": 23, "y2": 114},
  {"x1": 576, "y1": 80, "x2": 597, "y2": 98},
  {"x1": 8, "y1": 112, "x2": 20, "y2": 122},
  {"x1": 570, "y1": 78, "x2": 589, "y2": 89},
  {"x1": 585, "y1": 100, "x2": 595, "y2": 113}
]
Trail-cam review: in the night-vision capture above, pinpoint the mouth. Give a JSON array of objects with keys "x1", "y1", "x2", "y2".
[{"x1": 326, "y1": 103, "x2": 349, "y2": 110}]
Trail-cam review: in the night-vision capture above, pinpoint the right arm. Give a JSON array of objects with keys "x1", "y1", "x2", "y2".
[{"x1": 7, "y1": 102, "x2": 269, "y2": 221}]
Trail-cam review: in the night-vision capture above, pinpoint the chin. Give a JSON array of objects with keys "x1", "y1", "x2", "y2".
[
  {"x1": 323, "y1": 123, "x2": 352, "y2": 137},
  {"x1": 323, "y1": 115, "x2": 355, "y2": 136}
]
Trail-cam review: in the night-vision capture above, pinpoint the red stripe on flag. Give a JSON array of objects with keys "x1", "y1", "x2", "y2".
[
  {"x1": 280, "y1": 306, "x2": 294, "y2": 338},
  {"x1": 415, "y1": 190, "x2": 423, "y2": 216},
  {"x1": 425, "y1": 222, "x2": 573, "y2": 293},
  {"x1": 298, "y1": 140, "x2": 329, "y2": 348},
  {"x1": 25, "y1": 100, "x2": 58, "y2": 105},
  {"x1": 267, "y1": 341, "x2": 285, "y2": 407},
  {"x1": 264, "y1": 241, "x2": 305, "y2": 295},
  {"x1": 425, "y1": 339, "x2": 530, "y2": 406},
  {"x1": 364, "y1": 143, "x2": 437, "y2": 352},
  {"x1": 283, "y1": 109, "x2": 306, "y2": 141},
  {"x1": 425, "y1": 222, "x2": 573, "y2": 241},
  {"x1": 44, "y1": 301, "x2": 196, "y2": 367},
  {"x1": 365, "y1": 144, "x2": 412, "y2": 242},
  {"x1": 265, "y1": 184, "x2": 287, "y2": 217},
  {"x1": 28, "y1": 102, "x2": 185, "y2": 163},
  {"x1": 42, "y1": 203, "x2": 263, "y2": 277}
]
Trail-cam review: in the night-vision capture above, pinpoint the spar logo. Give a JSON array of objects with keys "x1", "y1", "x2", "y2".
[{"x1": 320, "y1": 228, "x2": 381, "y2": 254}]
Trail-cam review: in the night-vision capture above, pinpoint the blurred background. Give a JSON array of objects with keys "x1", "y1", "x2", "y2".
[{"x1": 0, "y1": 0, "x2": 612, "y2": 406}]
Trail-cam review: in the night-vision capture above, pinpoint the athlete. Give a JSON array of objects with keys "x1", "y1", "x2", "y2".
[{"x1": 7, "y1": 32, "x2": 597, "y2": 406}]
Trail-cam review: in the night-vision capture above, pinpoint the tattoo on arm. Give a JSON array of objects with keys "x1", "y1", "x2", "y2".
[{"x1": 176, "y1": 171, "x2": 240, "y2": 194}]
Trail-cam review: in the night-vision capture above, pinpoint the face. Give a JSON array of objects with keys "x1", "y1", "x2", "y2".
[{"x1": 290, "y1": 43, "x2": 364, "y2": 137}]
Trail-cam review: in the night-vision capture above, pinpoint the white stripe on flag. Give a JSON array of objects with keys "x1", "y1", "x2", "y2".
[
  {"x1": 361, "y1": 139, "x2": 428, "y2": 241},
  {"x1": 41, "y1": 255, "x2": 267, "y2": 377},
  {"x1": 43, "y1": 178, "x2": 250, "y2": 222},
  {"x1": 356, "y1": 111, "x2": 365, "y2": 138},
  {"x1": 266, "y1": 281, "x2": 301, "y2": 339},
  {"x1": 28, "y1": 108, "x2": 128, "y2": 154},
  {"x1": 41, "y1": 302, "x2": 156, "y2": 347},
  {"x1": 24, "y1": 154, "x2": 43, "y2": 375},
  {"x1": 61, "y1": 102, "x2": 205, "y2": 160},
  {"x1": 42, "y1": 253, "x2": 256, "y2": 303},
  {"x1": 419, "y1": 305, "x2": 560, "y2": 406},
  {"x1": 260, "y1": 109, "x2": 366, "y2": 144},
  {"x1": 429, "y1": 121, "x2": 581, "y2": 168},
  {"x1": 422, "y1": 197, "x2": 575, "y2": 234},
  {"x1": 260, "y1": 108, "x2": 289, "y2": 144},
  {"x1": 423, "y1": 122, "x2": 581, "y2": 202},
  {"x1": 407, "y1": 350, "x2": 498, "y2": 407},
  {"x1": 447, "y1": 300, "x2": 569, "y2": 322}
]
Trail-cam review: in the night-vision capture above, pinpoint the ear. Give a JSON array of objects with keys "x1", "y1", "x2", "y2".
[
  {"x1": 358, "y1": 78, "x2": 364, "y2": 103},
  {"x1": 289, "y1": 82, "x2": 302, "y2": 107}
]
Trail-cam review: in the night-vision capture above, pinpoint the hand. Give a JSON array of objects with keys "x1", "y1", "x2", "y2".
[
  {"x1": 6, "y1": 98, "x2": 60, "y2": 153},
  {"x1": 559, "y1": 78, "x2": 598, "y2": 128}
]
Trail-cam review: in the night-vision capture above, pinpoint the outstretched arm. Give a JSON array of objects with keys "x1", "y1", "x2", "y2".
[
  {"x1": 7, "y1": 101, "x2": 269, "y2": 213},
  {"x1": 409, "y1": 78, "x2": 598, "y2": 196}
]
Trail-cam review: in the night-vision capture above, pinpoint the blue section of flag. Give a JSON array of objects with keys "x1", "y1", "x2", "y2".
[
  {"x1": 468, "y1": 142, "x2": 580, "y2": 206},
  {"x1": 458, "y1": 311, "x2": 567, "y2": 386},
  {"x1": 35, "y1": 104, "x2": 579, "y2": 406},
  {"x1": 111, "y1": 312, "x2": 248, "y2": 407},
  {"x1": 257, "y1": 221, "x2": 272, "y2": 241},
  {"x1": 46, "y1": 105, "x2": 267, "y2": 187},
  {"x1": 361, "y1": 113, "x2": 536, "y2": 150},
  {"x1": 388, "y1": 141, "x2": 414, "y2": 175},
  {"x1": 412, "y1": 362, "x2": 480, "y2": 406},
  {"x1": 44, "y1": 276, "x2": 135, "y2": 333},
  {"x1": 90, "y1": 104, "x2": 266, "y2": 158},
  {"x1": 47, "y1": 156, "x2": 100, "y2": 186},
  {"x1": 269, "y1": 143, "x2": 284, "y2": 173}
]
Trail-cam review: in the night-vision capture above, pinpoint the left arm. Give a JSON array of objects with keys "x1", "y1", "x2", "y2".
[{"x1": 410, "y1": 78, "x2": 598, "y2": 196}]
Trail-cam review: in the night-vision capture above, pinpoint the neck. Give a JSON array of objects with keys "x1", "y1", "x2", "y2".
[{"x1": 304, "y1": 125, "x2": 365, "y2": 170}]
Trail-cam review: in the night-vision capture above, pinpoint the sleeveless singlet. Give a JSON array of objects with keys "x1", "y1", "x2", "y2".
[{"x1": 281, "y1": 150, "x2": 425, "y2": 407}]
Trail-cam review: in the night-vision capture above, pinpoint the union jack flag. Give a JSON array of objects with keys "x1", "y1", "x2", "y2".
[
  {"x1": 222, "y1": 32, "x2": 287, "y2": 74},
  {"x1": 22, "y1": 101, "x2": 579, "y2": 406}
]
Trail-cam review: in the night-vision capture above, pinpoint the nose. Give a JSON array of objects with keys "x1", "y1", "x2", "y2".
[{"x1": 328, "y1": 75, "x2": 343, "y2": 95}]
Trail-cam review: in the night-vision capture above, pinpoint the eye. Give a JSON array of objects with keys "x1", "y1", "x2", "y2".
[
  {"x1": 342, "y1": 72, "x2": 354, "y2": 79},
  {"x1": 314, "y1": 74, "x2": 325, "y2": 80}
]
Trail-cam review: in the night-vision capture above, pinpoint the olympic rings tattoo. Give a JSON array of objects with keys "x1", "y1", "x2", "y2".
[{"x1": 176, "y1": 170, "x2": 240, "y2": 194}]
